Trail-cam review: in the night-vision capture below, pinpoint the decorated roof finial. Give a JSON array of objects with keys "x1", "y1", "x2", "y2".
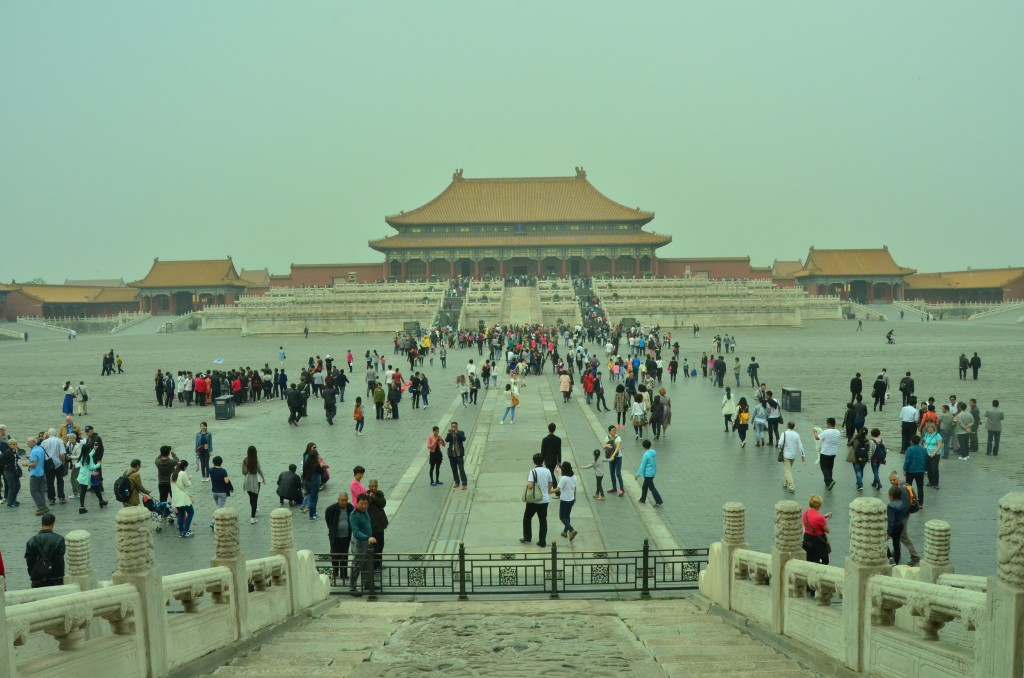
[
  {"x1": 575, "y1": 166, "x2": 586, "y2": 178},
  {"x1": 453, "y1": 169, "x2": 464, "y2": 180}
]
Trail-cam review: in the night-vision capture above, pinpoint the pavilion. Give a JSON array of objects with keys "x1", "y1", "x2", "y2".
[
  {"x1": 369, "y1": 168, "x2": 670, "y2": 281},
  {"x1": 793, "y1": 247, "x2": 916, "y2": 302},
  {"x1": 131, "y1": 258, "x2": 249, "y2": 315},
  {"x1": 904, "y1": 268, "x2": 1024, "y2": 303}
]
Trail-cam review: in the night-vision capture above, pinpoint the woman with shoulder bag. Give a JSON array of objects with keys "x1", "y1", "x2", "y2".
[
  {"x1": 241, "y1": 446, "x2": 266, "y2": 524},
  {"x1": 802, "y1": 495, "x2": 831, "y2": 596},
  {"x1": 629, "y1": 393, "x2": 648, "y2": 440}
]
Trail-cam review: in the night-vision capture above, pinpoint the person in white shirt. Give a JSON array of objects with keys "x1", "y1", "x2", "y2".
[
  {"x1": 778, "y1": 421, "x2": 806, "y2": 494},
  {"x1": 899, "y1": 397, "x2": 919, "y2": 453},
  {"x1": 40, "y1": 430, "x2": 67, "y2": 505},
  {"x1": 520, "y1": 454, "x2": 554, "y2": 547},
  {"x1": 553, "y1": 462, "x2": 578, "y2": 541},
  {"x1": 466, "y1": 360, "x2": 476, "y2": 377},
  {"x1": 813, "y1": 418, "x2": 841, "y2": 491}
]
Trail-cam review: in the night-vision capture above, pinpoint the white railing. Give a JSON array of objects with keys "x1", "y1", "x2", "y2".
[
  {"x1": 785, "y1": 560, "x2": 844, "y2": 604},
  {"x1": 869, "y1": 576, "x2": 984, "y2": 640},
  {"x1": 7, "y1": 583, "x2": 140, "y2": 649},
  {"x1": 14, "y1": 316, "x2": 74, "y2": 333},
  {"x1": 936, "y1": 573, "x2": 988, "y2": 592},
  {"x1": 968, "y1": 300, "x2": 1024, "y2": 320},
  {"x1": 843, "y1": 300, "x2": 886, "y2": 320},
  {"x1": 5, "y1": 584, "x2": 83, "y2": 605},
  {"x1": 162, "y1": 567, "x2": 232, "y2": 609},
  {"x1": 109, "y1": 311, "x2": 152, "y2": 333},
  {"x1": 0, "y1": 327, "x2": 26, "y2": 340}
]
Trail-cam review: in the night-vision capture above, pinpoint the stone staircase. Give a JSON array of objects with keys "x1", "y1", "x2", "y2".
[
  {"x1": 499, "y1": 288, "x2": 513, "y2": 325},
  {"x1": 507, "y1": 286, "x2": 534, "y2": 326},
  {"x1": 201, "y1": 597, "x2": 817, "y2": 677}
]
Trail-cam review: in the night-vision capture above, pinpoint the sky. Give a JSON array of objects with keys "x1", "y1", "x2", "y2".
[{"x1": 2, "y1": 2, "x2": 1022, "y2": 284}]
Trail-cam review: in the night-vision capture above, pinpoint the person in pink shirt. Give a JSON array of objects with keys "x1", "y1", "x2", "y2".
[{"x1": 349, "y1": 465, "x2": 367, "y2": 508}]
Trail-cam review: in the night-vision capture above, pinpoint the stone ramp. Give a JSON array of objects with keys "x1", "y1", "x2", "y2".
[
  {"x1": 203, "y1": 598, "x2": 817, "y2": 677},
  {"x1": 507, "y1": 285, "x2": 534, "y2": 326}
]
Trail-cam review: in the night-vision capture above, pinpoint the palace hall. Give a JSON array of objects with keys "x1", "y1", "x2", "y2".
[{"x1": 369, "y1": 168, "x2": 670, "y2": 281}]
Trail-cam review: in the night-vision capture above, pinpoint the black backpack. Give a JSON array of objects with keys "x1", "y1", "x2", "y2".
[
  {"x1": 871, "y1": 439, "x2": 888, "y2": 464},
  {"x1": 113, "y1": 472, "x2": 133, "y2": 502},
  {"x1": 855, "y1": 439, "x2": 871, "y2": 464}
]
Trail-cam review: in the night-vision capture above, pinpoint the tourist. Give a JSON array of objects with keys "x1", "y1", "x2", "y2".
[
  {"x1": 155, "y1": 370, "x2": 165, "y2": 406},
  {"x1": 347, "y1": 493, "x2": 375, "y2": 596},
  {"x1": 325, "y1": 491, "x2": 352, "y2": 583},
  {"x1": 721, "y1": 387, "x2": 736, "y2": 433},
  {"x1": 847, "y1": 427, "x2": 870, "y2": 491},
  {"x1": 636, "y1": 439, "x2": 663, "y2": 507},
  {"x1": 868, "y1": 428, "x2": 887, "y2": 490},
  {"x1": 937, "y1": 404, "x2": 954, "y2": 459},
  {"x1": 40, "y1": 429, "x2": 67, "y2": 506},
  {"x1": 650, "y1": 395, "x2": 664, "y2": 440},
  {"x1": 367, "y1": 480, "x2": 388, "y2": 570},
  {"x1": 540, "y1": 423, "x2": 562, "y2": 477},
  {"x1": 321, "y1": 380, "x2": 338, "y2": 424},
  {"x1": 886, "y1": 485, "x2": 905, "y2": 564},
  {"x1": 954, "y1": 402, "x2": 973, "y2": 460},
  {"x1": 154, "y1": 445, "x2": 178, "y2": 504},
  {"x1": 801, "y1": 495, "x2": 831, "y2": 568},
  {"x1": 286, "y1": 384, "x2": 302, "y2": 426},
  {"x1": 520, "y1": 453, "x2": 554, "y2": 548},
  {"x1": 629, "y1": 393, "x2": 648, "y2": 440},
  {"x1": 903, "y1": 435, "x2": 927, "y2": 509},
  {"x1": 195, "y1": 422, "x2": 213, "y2": 480},
  {"x1": 968, "y1": 399, "x2": 982, "y2": 453},
  {"x1": 613, "y1": 384, "x2": 628, "y2": 427},
  {"x1": 445, "y1": 423, "x2": 468, "y2": 490},
  {"x1": 501, "y1": 383, "x2": 518, "y2": 424},
  {"x1": 301, "y1": 450, "x2": 322, "y2": 521},
  {"x1": 765, "y1": 392, "x2": 783, "y2": 446},
  {"x1": 348, "y1": 465, "x2": 367, "y2": 509},
  {"x1": 970, "y1": 352, "x2": 982, "y2": 380},
  {"x1": 985, "y1": 400, "x2": 1003, "y2": 455},
  {"x1": 208, "y1": 456, "x2": 231, "y2": 527},
  {"x1": 25, "y1": 513, "x2": 65, "y2": 588},
  {"x1": 888, "y1": 472, "x2": 920, "y2": 565},
  {"x1": 241, "y1": 446, "x2": 266, "y2": 524},
  {"x1": 553, "y1": 461, "x2": 578, "y2": 541},
  {"x1": 2, "y1": 438, "x2": 21, "y2": 507},
  {"x1": 958, "y1": 353, "x2": 969, "y2": 380},
  {"x1": 748, "y1": 357, "x2": 759, "y2": 387},
  {"x1": 558, "y1": 370, "x2": 572, "y2": 403},
  {"x1": 419, "y1": 374, "x2": 430, "y2": 409},
  {"x1": 898, "y1": 371, "x2": 915, "y2": 407},
  {"x1": 372, "y1": 382, "x2": 386, "y2": 420},
  {"x1": 61, "y1": 381, "x2": 74, "y2": 416},
  {"x1": 849, "y1": 372, "x2": 863, "y2": 403},
  {"x1": 171, "y1": 460, "x2": 195, "y2": 537},
  {"x1": 899, "y1": 396, "x2": 919, "y2": 453},
  {"x1": 734, "y1": 397, "x2": 750, "y2": 447},
  {"x1": 427, "y1": 426, "x2": 445, "y2": 486},
  {"x1": 778, "y1": 421, "x2": 806, "y2": 494},
  {"x1": 732, "y1": 357, "x2": 742, "y2": 387},
  {"x1": 22, "y1": 437, "x2": 47, "y2": 515},
  {"x1": 871, "y1": 373, "x2": 887, "y2": 412},
  {"x1": 276, "y1": 464, "x2": 301, "y2": 506},
  {"x1": 604, "y1": 425, "x2": 624, "y2": 497},
  {"x1": 922, "y1": 422, "x2": 942, "y2": 489},
  {"x1": 353, "y1": 397, "x2": 365, "y2": 435},
  {"x1": 119, "y1": 459, "x2": 151, "y2": 507},
  {"x1": 659, "y1": 387, "x2": 673, "y2": 437},
  {"x1": 580, "y1": 448, "x2": 606, "y2": 501}
]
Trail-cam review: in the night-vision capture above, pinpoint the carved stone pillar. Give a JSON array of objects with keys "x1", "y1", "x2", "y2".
[
  {"x1": 842, "y1": 497, "x2": 890, "y2": 672},
  {"x1": 981, "y1": 492, "x2": 1024, "y2": 678},
  {"x1": 64, "y1": 529, "x2": 104, "y2": 640},
  {"x1": 111, "y1": 506, "x2": 167, "y2": 678},
  {"x1": 715, "y1": 502, "x2": 747, "y2": 610},
  {"x1": 269, "y1": 507, "x2": 300, "y2": 612},
  {"x1": 211, "y1": 508, "x2": 249, "y2": 639},
  {"x1": 771, "y1": 500, "x2": 803, "y2": 633},
  {"x1": 918, "y1": 519, "x2": 953, "y2": 583}
]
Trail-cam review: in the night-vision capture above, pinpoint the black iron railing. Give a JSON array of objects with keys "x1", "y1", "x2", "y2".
[{"x1": 315, "y1": 539, "x2": 708, "y2": 600}]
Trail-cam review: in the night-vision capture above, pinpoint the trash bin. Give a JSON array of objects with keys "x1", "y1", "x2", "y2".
[
  {"x1": 214, "y1": 395, "x2": 235, "y2": 420},
  {"x1": 781, "y1": 388, "x2": 802, "y2": 412}
]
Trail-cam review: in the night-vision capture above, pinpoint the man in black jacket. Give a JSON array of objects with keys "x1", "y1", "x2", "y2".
[
  {"x1": 25, "y1": 513, "x2": 65, "y2": 588},
  {"x1": 541, "y1": 423, "x2": 562, "y2": 477},
  {"x1": 286, "y1": 384, "x2": 302, "y2": 426},
  {"x1": 850, "y1": 373, "x2": 863, "y2": 403},
  {"x1": 367, "y1": 480, "x2": 389, "y2": 571}
]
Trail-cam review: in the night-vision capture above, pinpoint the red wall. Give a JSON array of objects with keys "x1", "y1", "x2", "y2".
[
  {"x1": 272, "y1": 263, "x2": 385, "y2": 288},
  {"x1": 2, "y1": 290, "x2": 43, "y2": 320},
  {"x1": 657, "y1": 258, "x2": 771, "y2": 280}
]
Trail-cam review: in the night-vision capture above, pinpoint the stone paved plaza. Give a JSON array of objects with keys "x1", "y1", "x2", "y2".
[{"x1": 0, "y1": 317, "x2": 1021, "y2": 592}]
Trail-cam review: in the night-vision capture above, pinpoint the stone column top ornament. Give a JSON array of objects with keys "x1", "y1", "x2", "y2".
[
  {"x1": 271, "y1": 508, "x2": 294, "y2": 552},
  {"x1": 214, "y1": 508, "x2": 240, "y2": 560},
  {"x1": 923, "y1": 520, "x2": 951, "y2": 567},
  {"x1": 997, "y1": 492, "x2": 1024, "y2": 587},
  {"x1": 65, "y1": 530, "x2": 93, "y2": 577},
  {"x1": 115, "y1": 507, "x2": 154, "y2": 574},
  {"x1": 773, "y1": 500, "x2": 802, "y2": 553},
  {"x1": 848, "y1": 497, "x2": 887, "y2": 567},
  {"x1": 723, "y1": 502, "x2": 746, "y2": 545}
]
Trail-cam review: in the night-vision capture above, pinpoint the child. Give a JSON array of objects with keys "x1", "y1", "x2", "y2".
[
  {"x1": 682, "y1": 358, "x2": 690, "y2": 378},
  {"x1": 886, "y1": 485, "x2": 905, "y2": 564},
  {"x1": 353, "y1": 397, "x2": 364, "y2": 436},
  {"x1": 553, "y1": 461, "x2": 578, "y2": 541},
  {"x1": 580, "y1": 448, "x2": 606, "y2": 500},
  {"x1": 277, "y1": 464, "x2": 302, "y2": 506}
]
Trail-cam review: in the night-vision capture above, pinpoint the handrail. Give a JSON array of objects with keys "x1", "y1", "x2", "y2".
[
  {"x1": 868, "y1": 575, "x2": 985, "y2": 640},
  {"x1": 936, "y1": 573, "x2": 987, "y2": 592},
  {"x1": 162, "y1": 566, "x2": 232, "y2": 609},
  {"x1": 6, "y1": 583, "x2": 83, "y2": 605},
  {"x1": 7, "y1": 583, "x2": 138, "y2": 649},
  {"x1": 733, "y1": 548, "x2": 771, "y2": 584},
  {"x1": 785, "y1": 560, "x2": 845, "y2": 605},
  {"x1": 246, "y1": 555, "x2": 288, "y2": 589}
]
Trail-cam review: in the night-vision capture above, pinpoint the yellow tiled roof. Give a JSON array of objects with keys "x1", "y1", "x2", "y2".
[
  {"x1": 905, "y1": 268, "x2": 1024, "y2": 290},
  {"x1": 13, "y1": 285, "x2": 138, "y2": 304},
  {"x1": 369, "y1": 231, "x2": 671, "y2": 252},
  {"x1": 132, "y1": 258, "x2": 249, "y2": 288},
  {"x1": 239, "y1": 268, "x2": 271, "y2": 287},
  {"x1": 385, "y1": 171, "x2": 654, "y2": 226},
  {"x1": 771, "y1": 260, "x2": 804, "y2": 278},
  {"x1": 793, "y1": 247, "x2": 915, "y2": 278}
]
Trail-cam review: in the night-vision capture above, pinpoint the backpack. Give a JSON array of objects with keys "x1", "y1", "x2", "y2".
[
  {"x1": 113, "y1": 472, "x2": 133, "y2": 503},
  {"x1": 855, "y1": 439, "x2": 871, "y2": 464},
  {"x1": 871, "y1": 439, "x2": 887, "y2": 464},
  {"x1": 901, "y1": 482, "x2": 920, "y2": 513}
]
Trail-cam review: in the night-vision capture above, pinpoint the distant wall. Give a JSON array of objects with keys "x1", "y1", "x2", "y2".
[
  {"x1": 657, "y1": 258, "x2": 772, "y2": 280},
  {"x1": 273, "y1": 263, "x2": 384, "y2": 288}
]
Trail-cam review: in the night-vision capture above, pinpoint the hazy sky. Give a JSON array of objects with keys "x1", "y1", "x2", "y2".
[{"x1": 2, "y1": 2, "x2": 1022, "y2": 283}]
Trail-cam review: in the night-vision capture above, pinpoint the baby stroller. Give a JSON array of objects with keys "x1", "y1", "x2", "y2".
[{"x1": 143, "y1": 495, "x2": 176, "y2": 532}]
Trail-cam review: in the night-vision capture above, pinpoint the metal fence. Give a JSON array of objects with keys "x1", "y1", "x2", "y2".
[{"x1": 315, "y1": 539, "x2": 708, "y2": 600}]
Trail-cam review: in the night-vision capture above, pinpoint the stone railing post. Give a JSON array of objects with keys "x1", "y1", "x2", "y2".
[
  {"x1": 981, "y1": 492, "x2": 1024, "y2": 678},
  {"x1": 111, "y1": 506, "x2": 167, "y2": 678},
  {"x1": 771, "y1": 500, "x2": 803, "y2": 633},
  {"x1": 269, "y1": 507, "x2": 300, "y2": 612},
  {"x1": 64, "y1": 529, "x2": 104, "y2": 640},
  {"x1": 918, "y1": 520, "x2": 953, "y2": 584},
  {"x1": 720, "y1": 502, "x2": 747, "y2": 610},
  {"x1": 0, "y1": 578, "x2": 15, "y2": 678},
  {"x1": 842, "y1": 497, "x2": 890, "y2": 673},
  {"x1": 211, "y1": 508, "x2": 249, "y2": 639}
]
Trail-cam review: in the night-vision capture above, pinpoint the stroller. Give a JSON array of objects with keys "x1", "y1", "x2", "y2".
[{"x1": 143, "y1": 495, "x2": 176, "y2": 532}]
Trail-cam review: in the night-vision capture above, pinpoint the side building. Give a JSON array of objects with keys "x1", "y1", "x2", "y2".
[
  {"x1": 793, "y1": 246, "x2": 916, "y2": 302},
  {"x1": 131, "y1": 258, "x2": 249, "y2": 315}
]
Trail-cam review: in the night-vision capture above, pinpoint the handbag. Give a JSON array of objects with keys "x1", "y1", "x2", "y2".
[
  {"x1": 803, "y1": 512, "x2": 831, "y2": 554},
  {"x1": 777, "y1": 432, "x2": 786, "y2": 462},
  {"x1": 522, "y1": 469, "x2": 542, "y2": 503},
  {"x1": 511, "y1": 395, "x2": 520, "y2": 407},
  {"x1": 90, "y1": 471, "x2": 101, "y2": 486}
]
